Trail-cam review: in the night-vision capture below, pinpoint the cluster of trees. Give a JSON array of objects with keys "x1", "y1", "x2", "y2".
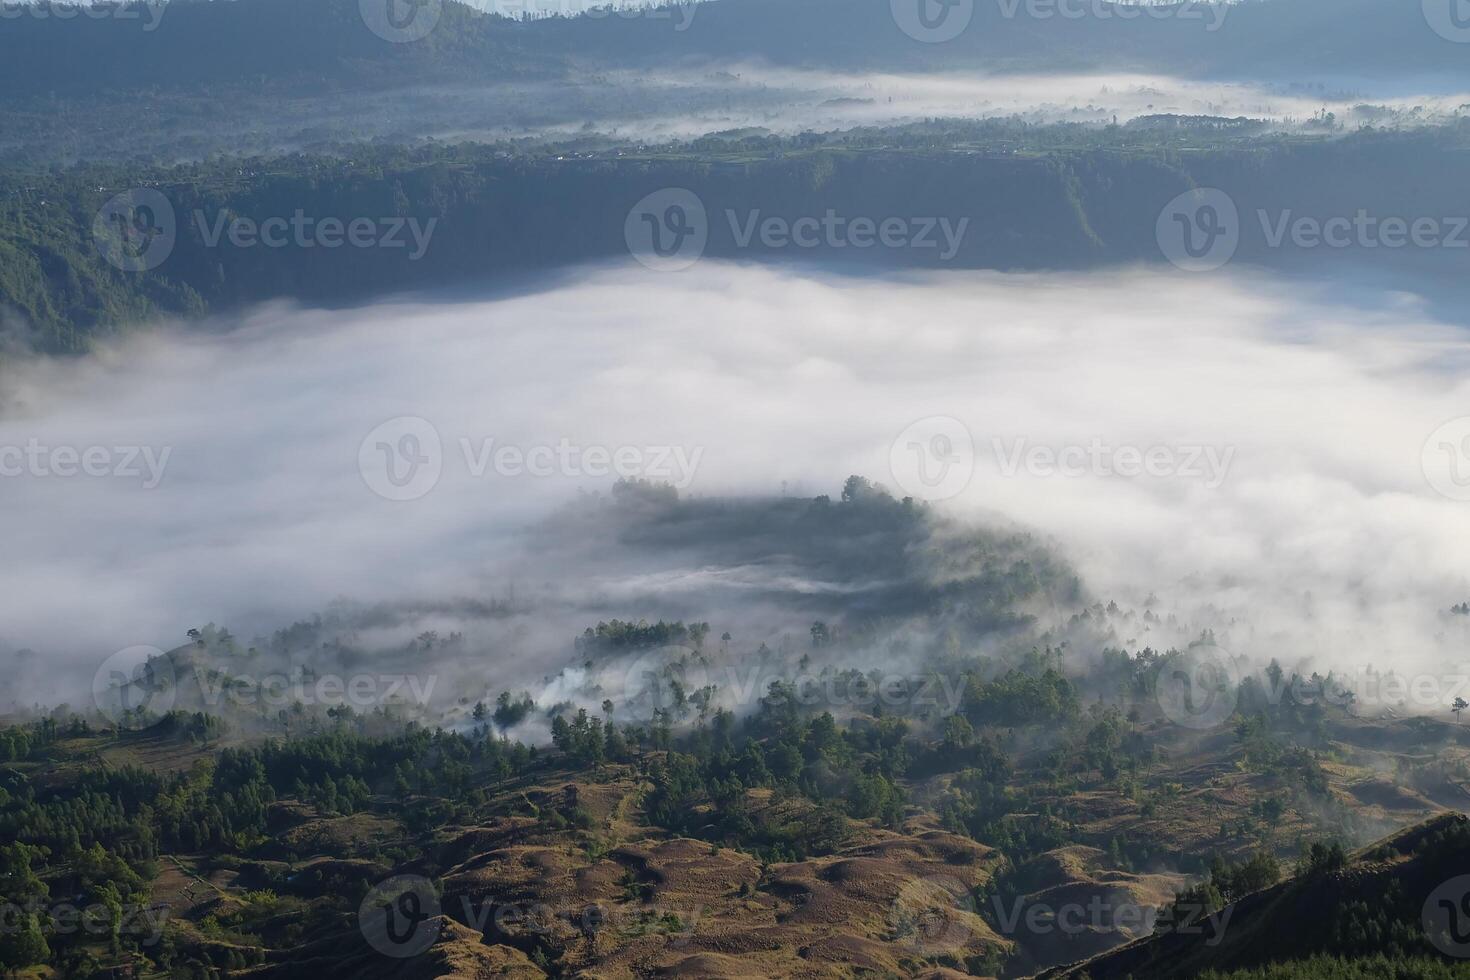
[
  {"x1": 638, "y1": 698, "x2": 908, "y2": 860},
  {"x1": 550, "y1": 709, "x2": 626, "y2": 767},
  {"x1": 1165, "y1": 852, "x2": 1284, "y2": 921},
  {"x1": 961, "y1": 652, "x2": 1079, "y2": 729},
  {"x1": 484, "y1": 691, "x2": 536, "y2": 731},
  {"x1": 575, "y1": 619, "x2": 711, "y2": 655},
  {"x1": 0, "y1": 715, "x2": 87, "y2": 761}
]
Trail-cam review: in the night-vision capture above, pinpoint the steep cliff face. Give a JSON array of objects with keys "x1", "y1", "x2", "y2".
[{"x1": 10, "y1": 128, "x2": 1470, "y2": 352}]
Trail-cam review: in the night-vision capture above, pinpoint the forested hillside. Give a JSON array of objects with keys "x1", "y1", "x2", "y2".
[
  {"x1": 2, "y1": 0, "x2": 1465, "y2": 97},
  {"x1": 5, "y1": 123, "x2": 1469, "y2": 352}
]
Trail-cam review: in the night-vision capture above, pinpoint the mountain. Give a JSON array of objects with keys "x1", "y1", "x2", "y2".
[
  {"x1": 520, "y1": 0, "x2": 1470, "y2": 79},
  {"x1": 1042, "y1": 813, "x2": 1470, "y2": 979},
  {"x1": 0, "y1": 0, "x2": 560, "y2": 96},
  {"x1": 7, "y1": 124, "x2": 1469, "y2": 352},
  {"x1": 2, "y1": 0, "x2": 1465, "y2": 102}
]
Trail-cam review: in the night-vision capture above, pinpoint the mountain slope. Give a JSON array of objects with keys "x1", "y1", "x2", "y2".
[
  {"x1": 1041, "y1": 813, "x2": 1470, "y2": 979},
  {"x1": 2, "y1": 0, "x2": 1465, "y2": 101}
]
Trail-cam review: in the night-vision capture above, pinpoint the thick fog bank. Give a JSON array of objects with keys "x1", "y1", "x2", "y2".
[{"x1": 2, "y1": 262, "x2": 1467, "y2": 711}]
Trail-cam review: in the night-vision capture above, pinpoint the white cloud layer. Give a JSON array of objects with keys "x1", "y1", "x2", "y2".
[{"x1": 2, "y1": 261, "x2": 1468, "y2": 707}]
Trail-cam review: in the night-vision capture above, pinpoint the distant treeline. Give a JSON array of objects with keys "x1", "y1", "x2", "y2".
[
  {"x1": 4, "y1": 125, "x2": 1469, "y2": 351},
  {"x1": 1, "y1": 0, "x2": 1464, "y2": 98}
]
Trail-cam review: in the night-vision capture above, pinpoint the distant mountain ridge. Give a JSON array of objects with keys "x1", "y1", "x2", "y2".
[
  {"x1": 0, "y1": 0, "x2": 559, "y2": 95},
  {"x1": 1, "y1": 0, "x2": 1465, "y2": 100}
]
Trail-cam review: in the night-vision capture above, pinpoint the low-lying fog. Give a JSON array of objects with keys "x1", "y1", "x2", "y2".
[
  {"x1": 3, "y1": 262, "x2": 1469, "y2": 716},
  {"x1": 22, "y1": 67, "x2": 1470, "y2": 165}
]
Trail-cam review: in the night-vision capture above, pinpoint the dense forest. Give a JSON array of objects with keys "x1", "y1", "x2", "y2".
[{"x1": 5, "y1": 122, "x2": 1469, "y2": 352}]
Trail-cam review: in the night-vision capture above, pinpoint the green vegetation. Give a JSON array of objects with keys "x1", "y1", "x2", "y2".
[
  {"x1": 1199, "y1": 956, "x2": 1470, "y2": 979},
  {"x1": 0, "y1": 486, "x2": 1465, "y2": 975},
  {"x1": 5, "y1": 123, "x2": 1469, "y2": 353}
]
